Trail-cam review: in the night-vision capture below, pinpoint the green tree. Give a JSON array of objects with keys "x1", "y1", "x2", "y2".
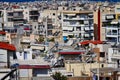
[
  {"x1": 37, "y1": 35, "x2": 44, "y2": 42},
  {"x1": 49, "y1": 37, "x2": 55, "y2": 42},
  {"x1": 51, "y1": 72, "x2": 67, "y2": 80}
]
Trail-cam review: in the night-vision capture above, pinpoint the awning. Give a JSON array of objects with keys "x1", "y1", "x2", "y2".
[
  {"x1": 19, "y1": 65, "x2": 50, "y2": 69},
  {"x1": 68, "y1": 33, "x2": 73, "y2": 35},
  {"x1": 80, "y1": 40, "x2": 103, "y2": 45},
  {"x1": 84, "y1": 21, "x2": 89, "y2": 24},
  {"x1": 80, "y1": 24, "x2": 85, "y2": 27},
  {"x1": 91, "y1": 33, "x2": 94, "y2": 36},
  {"x1": 90, "y1": 40, "x2": 103, "y2": 45},
  {"x1": 84, "y1": 34, "x2": 89, "y2": 37},
  {"x1": 68, "y1": 27, "x2": 73, "y2": 31},
  {"x1": 65, "y1": 39, "x2": 73, "y2": 46},
  {"x1": 111, "y1": 20, "x2": 118, "y2": 24},
  {"x1": 63, "y1": 33, "x2": 68, "y2": 36},
  {"x1": 67, "y1": 14, "x2": 76, "y2": 16},
  {"x1": 62, "y1": 27, "x2": 68, "y2": 30},
  {"x1": 0, "y1": 31, "x2": 6, "y2": 35},
  {"x1": 90, "y1": 27, "x2": 94, "y2": 30},
  {"x1": 84, "y1": 27, "x2": 89, "y2": 30},
  {"x1": 106, "y1": 15, "x2": 114, "y2": 19},
  {"x1": 80, "y1": 40, "x2": 90, "y2": 45},
  {"x1": 0, "y1": 42, "x2": 16, "y2": 51},
  {"x1": 63, "y1": 36, "x2": 67, "y2": 41},
  {"x1": 22, "y1": 40, "x2": 30, "y2": 43},
  {"x1": 31, "y1": 46, "x2": 45, "y2": 50}
]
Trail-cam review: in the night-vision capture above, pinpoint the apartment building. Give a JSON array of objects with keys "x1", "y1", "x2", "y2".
[
  {"x1": 102, "y1": 12, "x2": 118, "y2": 43},
  {"x1": 41, "y1": 10, "x2": 61, "y2": 27},
  {"x1": 61, "y1": 10, "x2": 94, "y2": 42},
  {"x1": 43, "y1": 18, "x2": 54, "y2": 37},
  {"x1": 29, "y1": 8, "x2": 39, "y2": 22},
  {"x1": 6, "y1": 8, "x2": 25, "y2": 27},
  {"x1": 99, "y1": 6, "x2": 120, "y2": 45},
  {"x1": 32, "y1": 22, "x2": 46, "y2": 36},
  {"x1": 0, "y1": 10, "x2": 3, "y2": 30}
]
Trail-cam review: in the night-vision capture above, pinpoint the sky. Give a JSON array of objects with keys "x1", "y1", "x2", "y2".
[{"x1": 0, "y1": 0, "x2": 119, "y2": 2}]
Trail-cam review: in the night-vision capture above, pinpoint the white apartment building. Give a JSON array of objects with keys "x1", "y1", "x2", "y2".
[
  {"x1": 2, "y1": 6, "x2": 39, "y2": 27},
  {"x1": 108, "y1": 47, "x2": 120, "y2": 68},
  {"x1": 61, "y1": 10, "x2": 94, "y2": 41}
]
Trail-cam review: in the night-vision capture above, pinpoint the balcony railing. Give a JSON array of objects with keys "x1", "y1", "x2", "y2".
[
  {"x1": 63, "y1": 17, "x2": 88, "y2": 20},
  {"x1": 106, "y1": 33, "x2": 118, "y2": 35},
  {"x1": 106, "y1": 26, "x2": 119, "y2": 28}
]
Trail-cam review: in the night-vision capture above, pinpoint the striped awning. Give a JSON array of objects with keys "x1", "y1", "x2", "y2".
[{"x1": 106, "y1": 15, "x2": 114, "y2": 19}]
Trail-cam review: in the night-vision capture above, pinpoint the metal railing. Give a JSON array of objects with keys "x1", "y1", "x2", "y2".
[{"x1": 1, "y1": 68, "x2": 19, "y2": 80}]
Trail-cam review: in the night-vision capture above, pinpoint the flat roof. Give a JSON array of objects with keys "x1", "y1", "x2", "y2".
[
  {"x1": 62, "y1": 10, "x2": 93, "y2": 14},
  {"x1": 11, "y1": 57, "x2": 50, "y2": 69},
  {"x1": 91, "y1": 67, "x2": 120, "y2": 74},
  {"x1": 59, "y1": 50, "x2": 85, "y2": 55}
]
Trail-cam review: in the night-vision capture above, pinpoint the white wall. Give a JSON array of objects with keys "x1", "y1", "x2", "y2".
[
  {"x1": 19, "y1": 69, "x2": 32, "y2": 77},
  {"x1": 0, "y1": 49, "x2": 7, "y2": 62},
  {"x1": 6, "y1": 22, "x2": 14, "y2": 27},
  {"x1": 108, "y1": 48, "x2": 113, "y2": 63},
  {"x1": 16, "y1": 49, "x2": 32, "y2": 60},
  {"x1": 23, "y1": 8, "x2": 29, "y2": 22}
]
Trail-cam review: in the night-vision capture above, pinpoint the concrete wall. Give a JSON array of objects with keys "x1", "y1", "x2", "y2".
[
  {"x1": 0, "y1": 49, "x2": 7, "y2": 63},
  {"x1": 65, "y1": 62, "x2": 108, "y2": 76},
  {"x1": 68, "y1": 77, "x2": 92, "y2": 80},
  {"x1": 19, "y1": 69, "x2": 32, "y2": 78}
]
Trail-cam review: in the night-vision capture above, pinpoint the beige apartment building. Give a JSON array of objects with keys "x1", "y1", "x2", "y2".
[{"x1": 61, "y1": 10, "x2": 94, "y2": 41}]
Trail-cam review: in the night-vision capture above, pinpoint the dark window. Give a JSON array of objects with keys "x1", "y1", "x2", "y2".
[
  {"x1": 100, "y1": 52, "x2": 105, "y2": 57},
  {"x1": 53, "y1": 13, "x2": 55, "y2": 16}
]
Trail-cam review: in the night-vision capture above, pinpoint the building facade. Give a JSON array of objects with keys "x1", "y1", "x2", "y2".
[{"x1": 61, "y1": 10, "x2": 94, "y2": 42}]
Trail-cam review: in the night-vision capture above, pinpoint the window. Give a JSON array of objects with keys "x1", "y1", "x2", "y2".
[
  {"x1": 20, "y1": 52, "x2": 22, "y2": 56},
  {"x1": 53, "y1": 13, "x2": 55, "y2": 16},
  {"x1": 34, "y1": 26, "x2": 36, "y2": 29},
  {"x1": 7, "y1": 36, "x2": 9, "y2": 38}
]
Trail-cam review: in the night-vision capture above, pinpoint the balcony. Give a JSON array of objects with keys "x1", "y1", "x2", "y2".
[
  {"x1": 13, "y1": 12, "x2": 23, "y2": 18},
  {"x1": 29, "y1": 11, "x2": 39, "y2": 16},
  {"x1": 84, "y1": 34, "x2": 90, "y2": 37},
  {"x1": 106, "y1": 38, "x2": 117, "y2": 42},
  {"x1": 10, "y1": 34, "x2": 17, "y2": 39},
  {"x1": 64, "y1": 22, "x2": 82, "y2": 27},
  {"x1": 106, "y1": 32, "x2": 118, "y2": 35},
  {"x1": 63, "y1": 17, "x2": 88, "y2": 20},
  {"x1": 84, "y1": 27, "x2": 90, "y2": 31},
  {"x1": 13, "y1": 15, "x2": 23, "y2": 19},
  {"x1": 106, "y1": 33, "x2": 118, "y2": 37},
  {"x1": 7, "y1": 12, "x2": 13, "y2": 17},
  {"x1": 21, "y1": 37, "x2": 30, "y2": 43},
  {"x1": 111, "y1": 53, "x2": 120, "y2": 60},
  {"x1": 90, "y1": 27, "x2": 94, "y2": 30},
  {"x1": 106, "y1": 26, "x2": 118, "y2": 28},
  {"x1": 73, "y1": 31, "x2": 81, "y2": 33}
]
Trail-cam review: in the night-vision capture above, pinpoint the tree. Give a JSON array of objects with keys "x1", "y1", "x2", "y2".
[
  {"x1": 51, "y1": 72, "x2": 67, "y2": 80},
  {"x1": 37, "y1": 35, "x2": 44, "y2": 43}
]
